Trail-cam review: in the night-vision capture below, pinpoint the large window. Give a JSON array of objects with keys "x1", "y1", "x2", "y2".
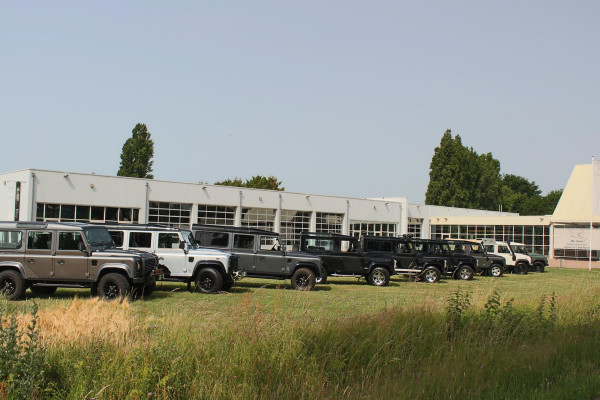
[
  {"x1": 197, "y1": 205, "x2": 236, "y2": 226},
  {"x1": 0, "y1": 231, "x2": 22, "y2": 249},
  {"x1": 241, "y1": 207, "x2": 275, "y2": 231},
  {"x1": 36, "y1": 203, "x2": 139, "y2": 223},
  {"x1": 430, "y1": 224, "x2": 550, "y2": 255},
  {"x1": 280, "y1": 210, "x2": 311, "y2": 246},
  {"x1": 350, "y1": 221, "x2": 397, "y2": 238},
  {"x1": 553, "y1": 224, "x2": 600, "y2": 261},
  {"x1": 148, "y1": 202, "x2": 192, "y2": 228},
  {"x1": 316, "y1": 213, "x2": 343, "y2": 234},
  {"x1": 407, "y1": 218, "x2": 423, "y2": 238}
]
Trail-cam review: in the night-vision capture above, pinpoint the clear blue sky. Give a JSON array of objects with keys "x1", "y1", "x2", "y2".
[{"x1": 1, "y1": 1, "x2": 598, "y2": 204}]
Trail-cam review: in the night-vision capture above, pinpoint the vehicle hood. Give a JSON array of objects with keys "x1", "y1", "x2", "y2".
[
  {"x1": 189, "y1": 247, "x2": 231, "y2": 257},
  {"x1": 92, "y1": 248, "x2": 151, "y2": 258},
  {"x1": 285, "y1": 251, "x2": 322, "y2": 262}
]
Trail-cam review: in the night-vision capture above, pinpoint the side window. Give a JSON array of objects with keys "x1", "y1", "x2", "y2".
[
  {"x1": 196, "y1": 232, "x2": 229, "y2": 247},
  {"x1": 340, "y1": 240, "x2": 357, "y2": 253},
  {"x1": 109, "y1": 231, "x2": 124, "y2": 247},
  {"x1": 305, "y1": 238, "x2": 334, "y2": 251},
  {"x1": 364, "y1": 240, "x2": 392, "y2": 252},
  {"x1": 260, "y1": 236, "x2": 281, "y2": 251},
  {"x1": 498, "y1": 245, "x2": 509, "y2": 254},
  {"x1": 58, "y1": 231, "x2": 84, "y2": 251},
  {"x1": 158, "y1": 233, "x2": 181, "y2": 249},
  {"x1": 485, "y1": 245, "x2": 494, "y2": 253},
  {"x1": 0, "y1": 230, "x2": 23, "y2": 249},
  {"x1": 233, "y1": 234, "x2": 254, "y2": 250},
  {"x1": 27, "y1": 231, "x2": 53, "y2": 250},
  {"x1": 451, "y1": 244, "x2": 466, "y2": 254},
  {"x1": 471, "y1": 245, "x2": 484, "y2": 254},
  {"x1": 129, "y1": 232, "x2": 152, "y2": 249},
  {"x1": 398, "y1": 242, "x2": 413, "y2": 254}
]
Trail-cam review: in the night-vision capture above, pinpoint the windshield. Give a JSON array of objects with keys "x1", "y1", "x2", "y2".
[
  {"x1": 83, "y1": 228, "x2": 115, "y2": 249},
  {"x1": 512, "y1": 244, "x2": 528, "y2": 254},
  {"x1": 181, "y1": 230, "x2": 197, "y2": 246}
]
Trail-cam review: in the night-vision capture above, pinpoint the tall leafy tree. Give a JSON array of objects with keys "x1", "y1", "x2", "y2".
[
  {"x1": 214, "y1": 175, "x2": 284, "y2": 191},
  {"x1": 425, "y1": 130, "x2": 502, "y2": 210},
  {"x1": 117, "y1": 123, "x2": 154, "y2": 179}
]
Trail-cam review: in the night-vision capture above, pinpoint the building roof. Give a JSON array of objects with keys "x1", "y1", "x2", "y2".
[{"x1": 552, "y1": 164, "x2": 600, "y2": 224}]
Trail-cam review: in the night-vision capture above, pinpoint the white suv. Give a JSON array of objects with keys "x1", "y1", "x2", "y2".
[
  {"x1": 481, "y1": 239, "x2": 529, "y2": 275},
  {"x1": 103, "y1": 224, "x2": 238, "y2": 293}
]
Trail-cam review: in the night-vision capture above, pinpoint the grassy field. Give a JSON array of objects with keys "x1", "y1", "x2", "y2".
[{"x1": 3, "y1": 268, "x2": 600, "y2": 399}]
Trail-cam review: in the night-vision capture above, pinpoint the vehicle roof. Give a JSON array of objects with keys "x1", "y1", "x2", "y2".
[
  {"x1": 445, "y1": 238, "x2": 482, "y2": 245},
  {"x1": 93, "y1": 223, "x2": 183, "y2": 232},
  {"x1": 300, "y1": 232, "x2": 355, "y2": 240},
  {"x1": 0, "y1": 221, "x2": 104, "y2": 231},
  {"x1": 192, "y1": 224, "x2": 279, "y2": 236}
]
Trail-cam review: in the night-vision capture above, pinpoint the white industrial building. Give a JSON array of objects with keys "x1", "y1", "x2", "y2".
[{"x1": 0, "y1": 165, "x2": 598, "y2": 261}]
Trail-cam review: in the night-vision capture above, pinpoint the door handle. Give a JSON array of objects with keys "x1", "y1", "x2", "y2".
[
  {"x1": 27, "y1": 259, "x2": 35, "y2": 263},
  {"x1": 57, "y1": 260, "x2": 65, "y2": 265}
]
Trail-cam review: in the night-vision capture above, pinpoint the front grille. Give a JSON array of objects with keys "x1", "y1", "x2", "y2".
[{"x1": 142, "y1": 255, "x2": 158, "y2": 276}]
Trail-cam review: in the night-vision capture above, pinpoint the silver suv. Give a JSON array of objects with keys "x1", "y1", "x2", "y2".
[
  {"x1": 103, "y1": 224, "x2": 238, "y2": 294},
  {"x1": 0, "y1": 221, "x2": 158, "y2": 300}
]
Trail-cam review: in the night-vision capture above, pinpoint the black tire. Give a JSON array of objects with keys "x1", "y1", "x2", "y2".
[
  {"x1": 290, "y1": 267, "x2": 316, "y2": 291},
  {"x1": 534, "y1": 262, "x2": 545, "y2": 273},
  {"x1": 516, "y1": 262, "x2": 528, "y2": 275},
  {"x1": 367, "y1": 267, "x2": 390, "y2": 286},
  {"x1": 221, "y1": 275, "x2": 234, "y2": 291},
  {"x1": 144, "y1": 281, "x2": 156, "y2": 296},
  {"x1": 0, "y1": 270, "x2": 26, "y2": 300},
  {"x1": 98, "y1": 273, "x2": 131, "y2": 300},
  {"x1": 195, "y1": 268, "x2": 223, "y2": 294},
  {"x1": 457, "y1": 265, "x2": 474, "y2": 281},
  {"x1": 421, "y1": 266, "x2": 441, "y2": 283},
  {"x1": 489, "y1": 264, "x2": 504, "y2": 278},
  {"x1": 30, "y1": 286, "x2": 58, "y2": 296}
]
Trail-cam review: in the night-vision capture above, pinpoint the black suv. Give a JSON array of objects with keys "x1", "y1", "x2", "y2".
[
  {"x1": 192, "y1": 225, "x2": 324, "y2": 291},
  {"x1": 361, "y1": 235, "x2": 445, "y2": 283},
  {"x1": 411, "y1": 239, "x2": 477, "y2": 280},
  {"x1": 445, "y1": 238, "x2": 506, "y2": 277},
  {"x1": 299, "y1": 232, "x2": 395, "y2": 286}
]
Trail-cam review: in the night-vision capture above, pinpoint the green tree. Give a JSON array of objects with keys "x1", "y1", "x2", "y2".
[
  {"x1": 425, "y1": 130, "x2": 502, "y2": 210},
  {"x1": 214, "y1": 175, "x2": 284, "y2": 191},
  {"x1": 117, "y1": 123, "x2": 154, "y2": 179}
]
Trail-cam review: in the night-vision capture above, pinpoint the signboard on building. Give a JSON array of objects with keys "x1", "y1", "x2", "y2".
[{"x1": 554, "y1": 227, "x2": 600, "y2": 250}]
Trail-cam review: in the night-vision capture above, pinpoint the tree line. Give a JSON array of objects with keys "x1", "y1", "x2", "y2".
[
  {"x1": 116, "y1": 124, "x2": 562, "y2": 215},
  {"x1": 425, "y1": 130, "x2": 562, "y2": 215}
]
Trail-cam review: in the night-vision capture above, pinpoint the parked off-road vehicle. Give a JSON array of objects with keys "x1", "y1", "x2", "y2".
[
  {"x1": 0, "y1": 221, "x2": 158, "y2": 300},
  {"x1": 481, "y1": 239, "x2": 529, "y2": 274},
  {"x1": 103, "y1": 224, "x2": 238, "y2": 294},
  {"x1": 299, "y1": 232, "x2": 395, "y2": 286},
  {"x1": 361, "y1": 235, "x2": 445, "y2": 283},
  {"x1": 192, "y1": 225, "x2": 324, "y2": 291},
  {"x1": 510, "y1": 242, "x2": 548, "y2": 273},
  {"x1": 411, "y1": 239, "x2": 477, "y2": 280},
  {"x1": 445, "y1": 238, "x2": 506, "y2": 277}
]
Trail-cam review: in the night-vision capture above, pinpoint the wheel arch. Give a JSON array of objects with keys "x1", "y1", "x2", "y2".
[
  {"x1": 192, "y1": 261, "x2": 226, "y2": 280},
  {"x1": 97, "y1": 264, "x2": 133, "y2": 281},
  {"x1": 0, "y1": 262, "x2": 26, "y2": 278},
  {"x1": 292, "y1": 262, "x2": 320, "y2": 278}
]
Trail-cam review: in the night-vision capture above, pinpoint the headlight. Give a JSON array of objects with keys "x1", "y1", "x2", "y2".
[{"x1": 136, "y1": 258, "x2": 143, "y2": 275}]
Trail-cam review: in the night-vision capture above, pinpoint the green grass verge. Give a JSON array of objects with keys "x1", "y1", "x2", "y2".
[{"x1": 3, "y1": 268, "x2": 600, "y2": 399}]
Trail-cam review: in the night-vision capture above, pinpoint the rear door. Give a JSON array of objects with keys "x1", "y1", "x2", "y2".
[
  {"x1": 233, "y1": 234, "x2": 256, "y2": 272},
  {"x1": 24, "y1": 230, "x2": 54, "y2": 279},
  {"x1": 54, "y1": 230, "x2": 89, "y2": 280}
]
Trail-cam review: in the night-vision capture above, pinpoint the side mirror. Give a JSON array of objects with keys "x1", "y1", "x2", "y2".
[
  {"x1": 512, "y1": 254, "x2": 516, "y2": 261},
  {"x1": 179, "y1": 241, "x2": 186, "y2": 250},
  {"x1": 78, "y1": 241, "x2": 87, "y2": 252}
]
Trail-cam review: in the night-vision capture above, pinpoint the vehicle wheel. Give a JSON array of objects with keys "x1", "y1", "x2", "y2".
[
  {"x1": 489, "y1": 264, "x2": 503, "y2": 278},
  {"x1": 422, "y1": 267, "x2": 441, "y2": 283},
  {"x1": 534, "y1": 262, "x2": 545, "y2": 273},
  {"x1": 290, "y1": 267, "x2": 316, "y2": 291},
  {"x1": 0, "y1": 270, "x2": 26, "y2": 300},
  {"x1": 516, "y1": 263, "x2": 528, "y2": 275},
  {"x1": 98, "y1": 273, "x2": 131, "y2": 300},
  {"x1": 195, "y1": 268, "x2": 223, "y2": 294},
  {"x1": 30, "y1": 286, "x2": 57, "y2": 296},
  {"x1": 221, "y1": 275, "x2": 234, "y2": 291},
  {"x1": 367, "y1": 267, "x2": 390, "y2": 286},
  {"x1": 457, "y1": 265, "x2": 474, "y2": 281}
]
